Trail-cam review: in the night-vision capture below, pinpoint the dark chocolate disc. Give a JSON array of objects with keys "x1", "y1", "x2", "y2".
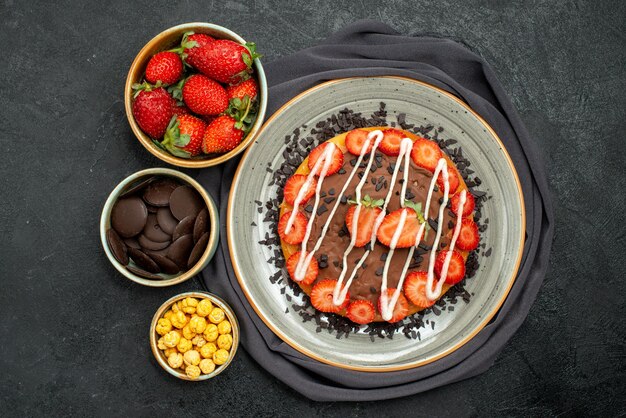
[
  {"x1": 149, "y1": 253, "x2": 181, "y2": 275},
  {"x1": 187, "y1": 232, "x2": 209, "y2": 268},
  {"x1": 110, "y1": 196, "x2": 148, "y2": 238},
  {"x1": 147, "y1": 205, "x2": 158, "y2": 213},
  {"x1": 167, "y1": 234, "x2": 194, "y2": 269},
  {"x1": 169, "y1": 185, "x2": 205, "y2": 221},
  {"x1": 156, "y1": 207, "x2": 178, "y2": 235},
  {"x1": 123, "y1": 237, "x2": 141, "y2": 249},
  {"x1": 138, "y1": 234, "x2": 171, "y2": 251},
  {"x1": 126, "y1": 265, "x2": 162, "y2": 280},
  {"x1": 145, "y1": 248, "x2": 169, "y2": 257},
  {"x1": 143, "y1": 214, "x2": 172, "y2": 243},
  {"x1": 119, "y1": 177, "x2": 155, "y2": 198},
  {"x1": 193, "y1": 208, "x2": 209, "y2": 243},
  {"x1": 172, "y1": 215, "x2": 196, "y2": 242},
  {"x1": 106, "y1": 228, "x2": 128, "y2": 265},
  {"x1": 143, "y1": 178, "x2": 179, "y2": 207},
  {"x1": 128, "y1": 247, "x2": 160, "y2": 273}
]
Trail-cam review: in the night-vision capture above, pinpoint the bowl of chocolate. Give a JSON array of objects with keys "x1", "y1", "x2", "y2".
[{"x1": 100, "y1": 168, "x2": 219, "y2": 287}]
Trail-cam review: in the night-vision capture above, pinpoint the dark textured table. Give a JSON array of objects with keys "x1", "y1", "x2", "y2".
[{"x1": 1, "y1": 1, "x2": 624, "y2": 416}]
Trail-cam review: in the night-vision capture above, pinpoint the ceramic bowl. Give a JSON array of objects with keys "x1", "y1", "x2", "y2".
[
  {"x1": 100, "y1": 167, "x2": 219, "y2": 287},
  {"x1": 124, "y1": 22, "x2": 267, "y2": 168},
  {"x1": 150, "y1": 291, "x2": 240, "y2": 381}
]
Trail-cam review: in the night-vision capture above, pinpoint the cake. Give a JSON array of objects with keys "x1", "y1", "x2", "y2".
[{"x1": 277, "y1": 127, "x2": 480, "y2": 324}]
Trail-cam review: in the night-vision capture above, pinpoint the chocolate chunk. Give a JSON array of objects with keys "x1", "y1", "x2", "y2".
[
  {"x1": 167, "y1": 234, "x2": 194, "y2": 268},
  {"x1": 187, "y1": 232, "x2": 210, "y2": 268},
  {"x1": 138, "y1": 234, "x2": 170, "y2": 251},
  {"x1": 126, "y1": 265, "x2": 162, "y2": 280},
  {"x1": 173, "y1": 215, "x2": 196, "y2": 241},
  {"x1": 193, "y1": 208, "x2": 209, "y2": 243},
  {"x1": 143, "y1": 178, "x2": 178, "y2": 207},
  {"x1": 123, "y1": 237, "x2": 141, "y2": 249},
  {"x1": 169, "y1": 185, "x2": 204, "y2": 221},
  {"x1": 106, "y1": 228, "x2": 128, "y2": 265},
  {"x1": 156, "y1": 207, "x2": 178, "y2": 235},
  {"x1": 142, "y1": 214, "x2": 171, "y2": 243},
  {"x1": 149, "y1": 253, "x2": 180, "y2": 275},
  {"x1": 127, "y1": 247, "x2": 160, "y2": 273},
  {"x1": 111, "y1": 196, "x2": 148, "y2": 238}
]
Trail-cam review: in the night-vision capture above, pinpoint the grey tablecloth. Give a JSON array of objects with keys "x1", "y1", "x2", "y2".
[{"x1": 198, "y1": 20, "x2": 553, "y2": 401}]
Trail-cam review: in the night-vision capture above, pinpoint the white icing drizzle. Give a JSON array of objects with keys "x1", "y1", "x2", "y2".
[
  {"x1": 331, "y1": 131, "x2": 384, "y2": 304},
  {"x1": 284, "y1": 129, "x2": 468, "y2": 321},
  {"x1": 425, "y1": 189, "x2": 466, "y2": 300},
  {"x1": 293, "y1": 131, "x2": 384, "y2": 282}
]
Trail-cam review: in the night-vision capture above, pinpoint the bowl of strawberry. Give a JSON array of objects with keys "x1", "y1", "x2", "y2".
[{"x1": 125, "y1": 23, "x2": 267, "y2": 168}]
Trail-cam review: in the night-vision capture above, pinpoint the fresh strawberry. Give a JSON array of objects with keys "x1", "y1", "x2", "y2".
[
  {"x1": 410, "y1": 137, "x2": 442, "y2": 172},
  {"x1": 310, "y1": 279, "x2": 349, "y2": 313},
  {"x1": 286, "y1": 251, "x2": 318, "y2": 285},
  {"x1": 283, "y1": 174, "x2": 317, "y2": 206},
  {"x1": 376, "y1": 201, "x2": 426, "y2": 248},
  {"x1": 182, "y1": 74, "x2": 229, "y2": 115},
  {"x1": 171, "y1": 102, "x2": 190, "y2": 116},
  {"x1": 131, "y1": 84, "x2": 175, "y2": 139},
  {"x1": 307, "y1": 142, "x2": 344, "y2": 176},
  {"x1": 377, "y1": 289, "x2": 409, "y2": 323},
  {"x1": 226, "y1": 78, "x2": 258, "y2": 101},
  {"x1": 455, "y1": 218, "x2": 480, "y2": 251},
  {"x1": 378, "y1": 128, "x2": 406, "y2": 156},
  {"x1": 145, "y1": 51, "x2": 183, "y2": 85},
  {"x1": 346, "y1": 299, "x2": 376, "y2": 324},
  {"x1": 403, "y1": 271, "x2": 436, "y2": 309},
  {"x1": 344, "y1": 129, "x2": 372, "y2": 155},
  {"x1": 277, "y1": 211, "x2": 308, "y2": 245},
  {"x1": 437, "y1": 165, "x2": 459, "y2": 195},
  {"x1": 181, "y1": 32, "x2": 215, "y2": 68},
  {"x1": 434, "y1": 250, "x2": 466, "y2": 285},
  {"x1": 189, "y1": 39, "x2": 261, "y2": 84},
  {"x1": 161, "y1": 114, "x2": 206, "y2": 157},
  {"x1": 201, "y1": 115, "x2": 244, "y2": 154},
  {"x1": 451, "y1": 192, "x2": 475, "y2": 217},
  {"x1": 345, "y1": 195, "x2": 383, "y2": 247}
]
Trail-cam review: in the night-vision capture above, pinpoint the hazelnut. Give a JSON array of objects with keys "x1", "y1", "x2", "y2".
[
  {"x1": 199, "y1": 359, "x2": 216, "y2": 374},
  {"x1": 217, "y1": 334, "x2": 233, "y2": 351},
  {"x1": 208, "y1": 307, "x2": 225, "y2": 324},
  {"x1": 217, "y1": 320, "x2": 231, "y2": 335},
  {"x1": 196, "y1": 299, "x2": 213, "y2": 317},
  {"x1": 213, "y1": 348, "x2": 229, "y2": 365},
  {"x1": 203, "y1": 324, "x2": 219, "y2": 342}
]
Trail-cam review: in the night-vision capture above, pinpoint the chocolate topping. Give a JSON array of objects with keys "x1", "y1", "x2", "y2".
[
  {"x1": 110, "y1": 196, "x2": 148, "y2": 238},
  {"x1": 169, "y1": 186, "x2": 204, "y2": 220},
  {"x1": 305, "y1": 150, "x2": 453, "y2": 305}
]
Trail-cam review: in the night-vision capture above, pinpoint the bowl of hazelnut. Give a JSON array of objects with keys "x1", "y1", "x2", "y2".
[{"x1": 150, "y1": 291, "x2": 239, "y2": 380}]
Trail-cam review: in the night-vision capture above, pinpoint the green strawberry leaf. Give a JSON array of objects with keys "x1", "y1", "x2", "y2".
[
  {"x1": 167, "y1": 77, "x2": 186, "y2": 101},
  {"x1": 167, "y1": 146, "x2": 191, "y2": 158},
  {"x1": 404, "y1": 200, "x2": 426, "y2": 224},
  {"x1": 174, "y1": 133, "x2": 190, "y2": 147},
  {"x1": 244, "y1": 42, "x2": 262, "y2": 61}
]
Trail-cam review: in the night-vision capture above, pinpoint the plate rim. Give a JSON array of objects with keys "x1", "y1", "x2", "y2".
[{"x1": 227, "y1": 76, "x2": 526, "y2": 372}]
